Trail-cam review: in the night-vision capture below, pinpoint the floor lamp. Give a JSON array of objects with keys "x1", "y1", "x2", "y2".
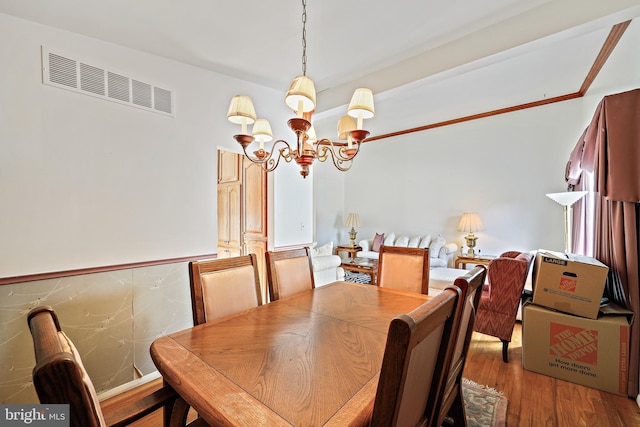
[{"x1": 546, "y1": 191, "x2": 588, "y2": 253}]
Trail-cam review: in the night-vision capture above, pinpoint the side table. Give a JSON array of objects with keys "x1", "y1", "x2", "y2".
[
  {"x1": 455, "y1": 254, "x2": 496, "y2": 269},
  {"x1": 334, "y1": 245, "x2": 362, "y2": 259}
]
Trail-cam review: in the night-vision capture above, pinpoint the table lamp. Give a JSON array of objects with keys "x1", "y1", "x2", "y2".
[
  {"x1": 344, "y1": 213, "x2": 361, "y2": 247},
  {"x1": 546, "y1": 191, "x2": 587, "y2": 253},
  {"x1": 458, "y1": 212, "x2": 485, "y2": 256}
]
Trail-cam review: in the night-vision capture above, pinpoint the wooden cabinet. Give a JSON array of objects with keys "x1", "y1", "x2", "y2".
[
  {"x1": 218, "y1": 150, "x2": 240, "y2": 184},
  {"x1": 217, "y1": 181, "x2": 242, "y2": 258}
]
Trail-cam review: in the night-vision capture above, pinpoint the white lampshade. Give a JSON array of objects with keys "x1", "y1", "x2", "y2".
[
  {"x1": 347, "y1": 88, "x2": 375, "y2": 120},
  {"x1": 337, "y1": 115, "x2": 357, "y2": 140},
  {"x1": 252, "y1": 118, "x2": 273, "y2": 143},
  {"x1": 284, "y1": 75, "x2": 317, "y2": 114},
  {"x1": 458, "y1": 212, "x2": 485, "y2": 232},
  {"x1": 546, "y1": 191, "x2": 588, "y2": 206},
  {"x1": 344, "y1": 213, "x2": 361, "y2": 228},
  {"x1": 227, "y1": 95, "x2": 257, "y2": 125}
]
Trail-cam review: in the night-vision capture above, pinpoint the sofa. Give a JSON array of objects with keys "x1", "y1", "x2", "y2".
[
  {"x1": 357, "y1": 232, "x2": 458, "y2": 268},
  {"x1": 309, "y1": 242, "x2": 345, "y2": 286}
]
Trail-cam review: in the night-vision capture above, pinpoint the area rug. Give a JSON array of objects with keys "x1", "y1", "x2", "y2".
[{"x1": 462, "y1": 378, "x2": 508, "y2": 427}]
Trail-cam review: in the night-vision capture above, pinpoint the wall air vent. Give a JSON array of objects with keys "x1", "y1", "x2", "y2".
[{"x1": 42, "y1": 47, "x2": 175, "y2": 117}]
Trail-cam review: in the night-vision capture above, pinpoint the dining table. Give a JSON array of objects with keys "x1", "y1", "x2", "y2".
[{"x1": 150, "y1": 281, "x2": 430, "y2": 426}]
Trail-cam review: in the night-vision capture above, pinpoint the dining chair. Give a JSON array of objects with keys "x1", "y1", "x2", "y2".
[
  {"x1": 377, "y1": 246, "x2": 430, "y2": 294},
  {"x1": 435, "y1": 266, "x2": 487, "y2": 427},
  {"x1": 27, "y1": 306, "x2": 206, "y2": 427},
  {"x1": 474, "y1": 251, "x2": 533, "y2": 362},
  {"x1": 369, "y1": 285, "x2": 462, "y2": 427},
  {"x1": 265, "y1": 247, "x2": 315, "y2": 301},
  {"x1": 189, "y1": 254, "x2": 263, "y2": 326}
]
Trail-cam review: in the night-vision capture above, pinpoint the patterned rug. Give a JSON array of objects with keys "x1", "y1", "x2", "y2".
[{"x1": 462, "y1": 378, "x2": 508, "y2": 427}]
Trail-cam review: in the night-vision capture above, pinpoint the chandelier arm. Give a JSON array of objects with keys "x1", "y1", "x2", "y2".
[
  {"x1": 241, "y1": 139, "x2": 294, "y2": 172},
  {"x1": 315, "y1": 138, "x2": 357, "y2": 172}
]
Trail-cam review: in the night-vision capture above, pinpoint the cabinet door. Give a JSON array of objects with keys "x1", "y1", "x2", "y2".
[
  {"x1": 218, "y1": 150, "x2": 240, "y2": 183},
  {"x1": 243, "y1": 158, "x2": 268, "y2": 300},
  {"x1": 217, "y1": 182, "x2": 242, "y2": 256}
]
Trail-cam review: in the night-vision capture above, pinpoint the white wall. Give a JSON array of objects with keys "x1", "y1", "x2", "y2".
[
  {"x1": 312, "y1": 20, "x2": 640, "y2": 259},
  {"x1": 0, "y1": 13, "x2": 313, "y2": 277}
]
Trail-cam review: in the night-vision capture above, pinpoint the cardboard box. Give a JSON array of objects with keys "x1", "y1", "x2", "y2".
[
  {"x1": 532, "y1": 250, "x2": 609, "y2": 319},
  {"x1": 522, "y1": 302, "x2": 633, "y2": 396}
]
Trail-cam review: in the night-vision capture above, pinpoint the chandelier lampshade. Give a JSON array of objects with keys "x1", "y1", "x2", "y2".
[
  {"x1": 226, "y1": 0, "x2": 375, "y2": 178},
  {"x1": 284, "y1": 75, "x2": 317, "y2": 115},
  {"x1": 227, "y1": 95, "x2": 256, "y2": 134},
  {"x1": 337, "y1": 115, "x2": 357, "y2": 140}
]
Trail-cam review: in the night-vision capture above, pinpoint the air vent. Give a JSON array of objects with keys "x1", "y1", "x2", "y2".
[{"x1": 42, "y1": 47, "x2": 175, "y2": 117}]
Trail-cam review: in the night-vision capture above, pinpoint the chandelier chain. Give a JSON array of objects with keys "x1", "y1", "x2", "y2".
[{"x1": 301, "y1": 0, "x2": 307, "y2": 76}]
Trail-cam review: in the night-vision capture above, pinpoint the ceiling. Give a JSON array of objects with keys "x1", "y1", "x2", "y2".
[{"x1": 1, "y1": 0, "x2": 640, "y2": 137}]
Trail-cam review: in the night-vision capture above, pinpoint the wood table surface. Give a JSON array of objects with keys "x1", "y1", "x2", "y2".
[{"x1": 150, "y1": 281, "x2": 429, "y2": 427}]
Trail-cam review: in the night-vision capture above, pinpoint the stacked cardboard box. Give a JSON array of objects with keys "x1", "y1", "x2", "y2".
[{"x1": 522, "y1": 250, "x2": 634, "y2": 396}]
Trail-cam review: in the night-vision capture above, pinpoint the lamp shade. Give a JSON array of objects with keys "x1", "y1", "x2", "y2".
[
  {"x1": 546, "y1": 191, "x2": 588, "y2": 206},
  {"x1": 458, "y1": 212, "x2": 485, "y2": 232},
  {"x1": 284, "y1": 75, "x2": 317, "y2": 114},
  {"x1": 347, "y1": 88, "x2": 375, "y2": 120},
  {"x1": 227, "y1": 95, "x2": 257, "y2": 125},
  {"x1": 252, "y1": 119, "x2": 273, "y2": 143},
  {"x1": 344, "y1": 213, "x2": 361, "y2": 228},
  {"x1": 337, "y1": 115, "x2": 357, "y2": 140}
]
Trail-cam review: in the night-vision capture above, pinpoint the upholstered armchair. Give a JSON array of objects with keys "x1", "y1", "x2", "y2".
[{"x1": 473, "y1": 250, "x2": 533, "y2": 363}]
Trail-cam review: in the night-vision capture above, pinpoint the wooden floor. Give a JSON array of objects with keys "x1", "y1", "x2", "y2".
[
  {"x1": 102, "y1": 323, "x2": 640, "y2": 426},
  {"x1": 465, "y1": 323, "x2": 640, "y2": 427}
]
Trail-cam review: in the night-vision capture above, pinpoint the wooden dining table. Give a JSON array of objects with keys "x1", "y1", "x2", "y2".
[{"x1": 150, "y1": 281, "x2": 430, "y2": 426}]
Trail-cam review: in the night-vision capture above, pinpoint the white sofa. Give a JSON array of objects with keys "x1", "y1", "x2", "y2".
[
  {"x1": 309, "y1": 242, "x2": 345, "y2": 286},
  {"x1": 357, "y1": 232, "x2": 458, "y2": 268}
]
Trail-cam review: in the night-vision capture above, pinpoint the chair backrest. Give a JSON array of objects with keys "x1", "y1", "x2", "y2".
[
  {"x1": 28, "y1": 306, "x2": 106, "y2": 427},
  {"x1": 377, "y1": 246, "x2": 430, "y2": 294},
  {"x1": 434, "y1": 266, "x2": 487, "y2": 426},
  {"x1": 189, "y1": 254, "x2": 263, "y2": 326},
  {"x1": 265, "y1": 247, "x2": 315, "y2": 301},
  {"x1": 487, "y1": 251, "x2": 533, "y2": 298},
  {"x1": 370, "y1": 286, "x2": 462, "y2": 427}
]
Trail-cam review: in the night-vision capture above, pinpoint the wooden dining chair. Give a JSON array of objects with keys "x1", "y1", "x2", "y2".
[
  {"x1": 27, "y1": 306, "x2": 206, "y2": 427},
  {"x1": 265, "y1": 247, "x2": 315, "y2": 301},
  {"x1": 189, "y1": 254, "x2": 263, "y2": 326},
  {"x1": 377, "y1": 246, "x2": 430, "y2": 294},
  {"x1": 435, "y1": 266, "x2": 487, "y2": 427},
  {"x1": 369, "y1": 286, "x2": 462, "y2": 427}
]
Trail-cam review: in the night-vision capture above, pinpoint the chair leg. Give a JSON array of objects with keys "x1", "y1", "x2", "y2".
[{"x1": 501, "y1": 339, "x2": 509, "y2": 363}]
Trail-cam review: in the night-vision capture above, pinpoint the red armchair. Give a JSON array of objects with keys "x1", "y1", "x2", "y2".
[{"x1": 473, "y1": 250, "x2": 533, "y2": 362}]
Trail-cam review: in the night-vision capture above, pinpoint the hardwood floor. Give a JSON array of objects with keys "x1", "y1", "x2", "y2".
[
  {"x1": 465, "y1": 323, "x2": 640, "y2": 427},
  {"x1": 102, "y1": 323, "x2": 640, "y2": 426}
]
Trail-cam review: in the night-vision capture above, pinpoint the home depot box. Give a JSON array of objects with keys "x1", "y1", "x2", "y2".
[
  {"x1": 522, "y1": 302, "x2": 633, "y2": 396},
  {"x1": 532, "y1": 250, "x2": 609, "y2": 319}
]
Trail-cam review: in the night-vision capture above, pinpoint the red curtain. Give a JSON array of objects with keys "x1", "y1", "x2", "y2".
[{"x1": 566, "y1": 88, "x2": 640, "y2": 397}]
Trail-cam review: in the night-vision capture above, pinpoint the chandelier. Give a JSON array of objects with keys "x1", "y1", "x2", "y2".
[{"x1": 226, "y1": 0, "x2": 375, "y2": 178}]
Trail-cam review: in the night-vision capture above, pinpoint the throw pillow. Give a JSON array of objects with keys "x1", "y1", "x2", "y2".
[
  {"x1": 429, "y1": 234, "x2": 446, "y2": 258},
  {"x1": 384, "y1": 232, "x2": 396, "y2": 246},
  {"x1": 419, "y1": 234, "x2": 432, "y2": 249},
  {"x1": 408, "y1": 236, "x2": 422, "y2": 248},
  {"x1": 372, "y1": 233, "x2": 384, "y2": 252},
  {"x1": 312, "y1": 242, "x2": 333, "y2": 257},
  {"x1": 395, "y1": 235, "x2": 410, "y2": 247}
]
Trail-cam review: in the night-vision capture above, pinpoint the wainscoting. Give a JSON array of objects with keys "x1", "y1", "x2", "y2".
[{"x1": 0, "y1": 262, "x2": 194, "y2": 404}]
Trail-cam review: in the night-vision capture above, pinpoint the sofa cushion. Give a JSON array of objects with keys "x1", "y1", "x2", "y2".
[
  {"x1": 430, "y1": 257, "x2": 447, "y2": 268},
  {"x1": 395, "y1": 235, "x2": 410, "y2": 247},
  {"x1": 408, "y1": 236, "x2": 421, "y2": 248},
  {"x1": 429, "y1": 234, "x2": 446, "y2": 257},
  {"x1": 419, "y1": 234, "x2": 432, "y2": 249},
  {"x1": 312, "y1": 254, "x2": 341, "y2": 271},
  {"x1": 372, "y1": 233, "x2": 385, "y2": 252},
  {"x1": 311, "y1": 242, "x2": 333, "y2": 257},
  {"x1": 384, "y1": 232, "x2": 396, "y2": 246}
]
